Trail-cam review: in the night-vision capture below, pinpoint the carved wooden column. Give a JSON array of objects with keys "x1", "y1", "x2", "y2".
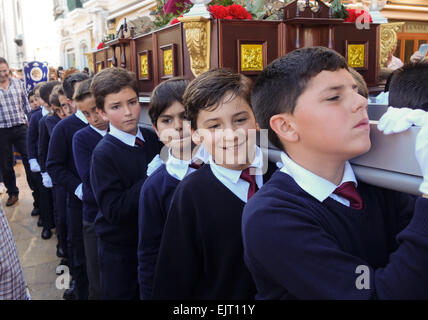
[
  {"x1": 379, "y1": 22, "x2": 404, "y2": 67},
  {"x1": 179, "y1": 16, "x2": 211, "y2": 77}
]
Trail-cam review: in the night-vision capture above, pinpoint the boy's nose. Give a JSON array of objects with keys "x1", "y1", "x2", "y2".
[{"x1": 352, "y1": 92, "x2": 368, "y2": 113}]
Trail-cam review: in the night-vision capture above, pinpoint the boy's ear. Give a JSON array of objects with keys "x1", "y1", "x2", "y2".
[
  {"x1": 191, "y1": 128, "x2": 202, "y2": 145},
  {"x1": 270, "y1": 113, "x2": 299, "y2": 143}
]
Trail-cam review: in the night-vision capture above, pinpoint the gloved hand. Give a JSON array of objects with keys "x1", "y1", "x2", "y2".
[
  {"x1": 378, "y1": 107, "x2": 426, "y2": 135},
  {"x1": 410, "y1": 51, "x2": 424, "y2": 63},
  {"x1": 74, "y1": 183, "x2": 83, "y2": 201},
  {"x1": 29, "y1": 158, "x2": 41, "y2": 172},
  {"x1": 41, "y1": 172, "x2": 53, "y2": 188},
  {"x1": 415, "y1": 114, "x2": 428, "y2": 195}
]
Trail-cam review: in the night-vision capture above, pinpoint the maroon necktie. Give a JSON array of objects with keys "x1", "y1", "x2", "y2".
[
  {"x1": 333, "y1": 181, "x2": 363, "y2": 210},
  {"x1": 135, "y1": 137, "x2": 144, "y2": 147},
  {"x1": 240, "y1": 168, "x2": 259, "y2": 200},
  {"x1": 189, "y1": 162, "x2": 202, "y2": 170}
]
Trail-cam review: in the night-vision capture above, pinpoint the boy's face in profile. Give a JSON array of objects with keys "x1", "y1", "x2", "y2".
[
  {"x1": 58, "y1": 94, "x2": 75, "y2": 117},
  {"x1": 102, "y1": 87, "x2": 140, "y2": 135},
  {"x1": 78, "y1": 96, "x2": 109, "y2": 131},
  {"x1": 193, "y1": 92, "x2": 259, "y2": 171},
  {"x1": 29, "y1": 95, "x2": 40, "y2": 110},
  {"x1": 287, "y1": 68, "x2": 370, "y2": 161},
  {"x1": 52, "y1": 103, "x2": 67, "y2": 119},
  {"x1": 154, "y1": 101, "x2": 192, "y2": 160}
]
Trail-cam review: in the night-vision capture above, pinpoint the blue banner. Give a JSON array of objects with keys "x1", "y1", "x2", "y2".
[{"x1": 23, "y1": 61, "x2": 48, "y2": 91}]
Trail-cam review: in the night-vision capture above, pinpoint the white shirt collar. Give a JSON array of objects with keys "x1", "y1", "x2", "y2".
[
  {"x1": 192, "y1": 144, "x2": 210, "y2": 164},
  {"x1": 75, "y1": 109, "x2": 89, "y2": 124},
  {"x1": 165, "y1": 149, "x2": 193, "y2": 181},
  {"x1": 90, "y1": 124, "x2": 107, "y2": 137},
  {"x1": 41, "y1": 106, "x2": 49, "y2": 116},
  {"x1": 209, "y1": 146, "x2": 264, "y2": 203},
  {"x1": 280, "y1": 152, "x2": 357, "y2": 203},
  {"x1": 108, "y1": 123, "x2": 144, "y2": 147}
]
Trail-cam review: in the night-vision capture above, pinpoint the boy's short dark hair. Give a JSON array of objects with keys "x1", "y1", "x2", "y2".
[
  {"x1": 251, "y1": 46, "x2": 348, "y2": 149},
  {"x1": 74, "y1": 78, "x2": 93, "y2": 102},
  {"x1": 91, "y1": 67, "x2": 139, "y2": 111},
  {"x1": 63, "y1": 72, "x2": 89, "y2": 100},
  {"x1": 49, "y1": 84, "x2": 63, "y2": 107},
  {"x1": 27, "y1": 89, "x2": 35, "y2": 100},
  {"x1": 388, "y1": 61, "x2": 428, "y2": 111},
  {"x1": 0, "y1": 57, "x2": 8, "y2": 65},
  {"x1": 183, "y1": 68, "x2": 252, "y2": 130},
  {"x1": 149, "y1": 77, "x2": 190, "y2": 126},
  {"x1": 39, "y1": 80, "x2": 61, "y2": 106}
]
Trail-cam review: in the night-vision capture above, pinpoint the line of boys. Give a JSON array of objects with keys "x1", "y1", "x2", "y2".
[{"x1": 28, "y1": 46, "x2": 428, "y2": 300}]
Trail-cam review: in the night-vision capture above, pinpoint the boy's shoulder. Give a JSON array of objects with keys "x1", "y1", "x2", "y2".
[{"x1": 140, "y1": 126, "x2": 160, "y2": 143}]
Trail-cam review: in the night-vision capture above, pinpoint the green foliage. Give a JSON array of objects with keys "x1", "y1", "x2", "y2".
[
  {"x1": 328, "y1": 0, "x2": 348, "y2": 19},
  {"x1": 244, "y1": 0, "x2": 265, "y2": 20},
  {"x1": 151, "y1": 0, "x2": 193, "y2": 29},
  {"x1": 209, "y1": 0, "x2": 234, "y2": 6}
]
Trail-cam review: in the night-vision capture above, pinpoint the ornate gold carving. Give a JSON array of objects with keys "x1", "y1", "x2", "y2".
[
  {"x1": 97, "y1": 62, "x2": 103, "y2": 72},
  {"x1": 241, "y1": 44, "x2": 263, "y2": 72},
  {"x1": 163, "y1": 49, "x2": 173, "y2": 75},
  {"x1": 380, "y1": 22, "x2": 404, "y2": 68},
  {"x1": 179, "y1": 16, "x2": 210, "y2": 77},
  {"x1": 347, "y1": 44, "x2": 365, "y2": 68},
  {"x1": 140, "y1": 54, "x2": 148, "y2": 78}
]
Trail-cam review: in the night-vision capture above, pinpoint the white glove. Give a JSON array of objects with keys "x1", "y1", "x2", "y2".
[
  {"x1": 378, "y1": 107, "x2": 427, "y2": 135},
  {"x1": 410, "y1": 51, "x2": 424, "y2": 63},
  {"x1": 29, "y1": 158, "x2": 41, "y2": 172},
  {"x1": 41, "y1": 172, "x2": 53, "y2": 188},
  {"x1": 415, "y1": 114, "x2": 428, "y2": 195},
  {"x1": 74, "y1": 183, "x2": 83, "y2": 201}
]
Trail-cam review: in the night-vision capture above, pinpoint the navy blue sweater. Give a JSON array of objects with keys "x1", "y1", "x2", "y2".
[
  {"x1": 26, "y1": 108, "x2": 42, "y2": 160},
  {"x1": 46, "y1": 114, "x2": 87, "y2": 195},
  {"x1": 37, "y1": 115, "x2": 50, "y2": 172},
  {"x1": 138, "y1": 164, "x2": 181, "y2": 299},
  {"x1": 45, "y1": 114, "x2": 61, "y2": 136},
  {"x1": 72, "y1": 126, "x2": 103, "y2": 223},
  {"x1": 242, "y1": 170, "x2": 428, "y2": 300},
  {"x1": 90, "y1": 128, "x2": 162, "y2": 246},
  {"x1": 27, "y1": 107, "x2": 41, "y2": 122},
  {"x1": 151, "y1": 162, "x2": 276, "y2": 300}
]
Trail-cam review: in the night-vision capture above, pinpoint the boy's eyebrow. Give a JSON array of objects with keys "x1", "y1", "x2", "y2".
[
  {"x1": 321, "y1": 85, "x2": 345, "y2": 92},
  {"x1": 232, "y1": 111, "x2": 249, "y2": 117}
]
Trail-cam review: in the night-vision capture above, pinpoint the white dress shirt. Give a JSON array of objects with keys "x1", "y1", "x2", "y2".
[
  {"x1": 108, "y1": 123, "x2": 144, "y2": 147},
  {"x1": 90, "y1": 125, "x2": 107, "y2": 137},
  {"x1": 209, "y1": 146, "x2": 264, "y2": 203},
  {"x1": 280, "y1": 152, "x2": 358, "y2": 207},
  {"x1": 41, "y1": 106, "x2": 49, "y2": 116},
  {"x1": 75, "y1": 109, "x2": 89, "y2": 124},
  {"x1": 146, "y1": 144, "x2": 209, "y2": 179}
]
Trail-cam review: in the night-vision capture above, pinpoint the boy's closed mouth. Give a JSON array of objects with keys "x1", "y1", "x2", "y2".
[
  {"x1": 222, "y1": 141, "x2": 246, "y2": 150},
  {"x1": 354, "y1": 118, "x2": 369, "y2": 129}
]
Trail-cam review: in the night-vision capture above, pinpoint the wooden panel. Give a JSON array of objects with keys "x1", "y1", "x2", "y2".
[
  {"x1": 334, "y1": 23, "x2": 380, "y2": 88},
  {"x1": 134, "y1": 33, "x2": 155, "y2": 96},
  {"x1": 218, "y1": 20, "x2": 281, "y2": 82}
]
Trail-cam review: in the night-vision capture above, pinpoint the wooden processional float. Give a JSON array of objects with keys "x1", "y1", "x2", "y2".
[{"x1": 91, "y1": 0, "x2": 422, "y2": 195}]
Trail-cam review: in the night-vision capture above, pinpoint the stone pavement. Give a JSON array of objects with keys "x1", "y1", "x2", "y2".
[{"x1": 1, "y1": 162, "x2": 65, "y2": 300}]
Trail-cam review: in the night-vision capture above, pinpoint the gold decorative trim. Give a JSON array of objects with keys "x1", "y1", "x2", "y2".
[
  {"x1": 347, "y1": 44, "x2": 365, "y2": 68},
  {"x1": 84, "y1": 52, "x2": 94, "y2": 73},
  {"x1": 163, "y1": 49, "x2": 173, "y2": 76},
  {"x1": 140, "y1": 55, "x2": 148, "y2": 78},
  {"x1": 380, "y1": 22, "x2": 405, "y2": 67},
  {"x1": 241, "y1": 44, "x2": 264, "y2": 72},
  {"x1": 179, "y1": 16, "x2": 211, "y2": 77}
]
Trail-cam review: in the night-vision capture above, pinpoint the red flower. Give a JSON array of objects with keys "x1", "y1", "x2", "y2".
[
  {"x1": 170, "y1": 15, "x2": 183, "y2": 25},
  {"x1": 227, "y1": 4, "x2": 251, "y2": 20},
  {"x1": 209, "y1": 4, "x2": 252, "y2": 20},
  {"x1": 97, "y1": 42, "x2": 104, "y2": 50},
  {"x1": 209, "y1": 5, "x2": 228, "y2": 19},
  {"x1": 344, "y1": 9, "x2": 372, "y2": 23}
]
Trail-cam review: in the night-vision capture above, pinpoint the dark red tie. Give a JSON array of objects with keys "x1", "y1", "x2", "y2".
[
  {"x1": 189, "y1": 162, "x2": 202, "y2": 170},
  {"x1": 240, "y1": 168, "x2": 259, "y2": 200},
  {"x1": 135, "y1": 137, "x2": 144, "y2": 147},
  {"x1": 333, "y1": 182, "x2": 363, "y2": 210}
]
